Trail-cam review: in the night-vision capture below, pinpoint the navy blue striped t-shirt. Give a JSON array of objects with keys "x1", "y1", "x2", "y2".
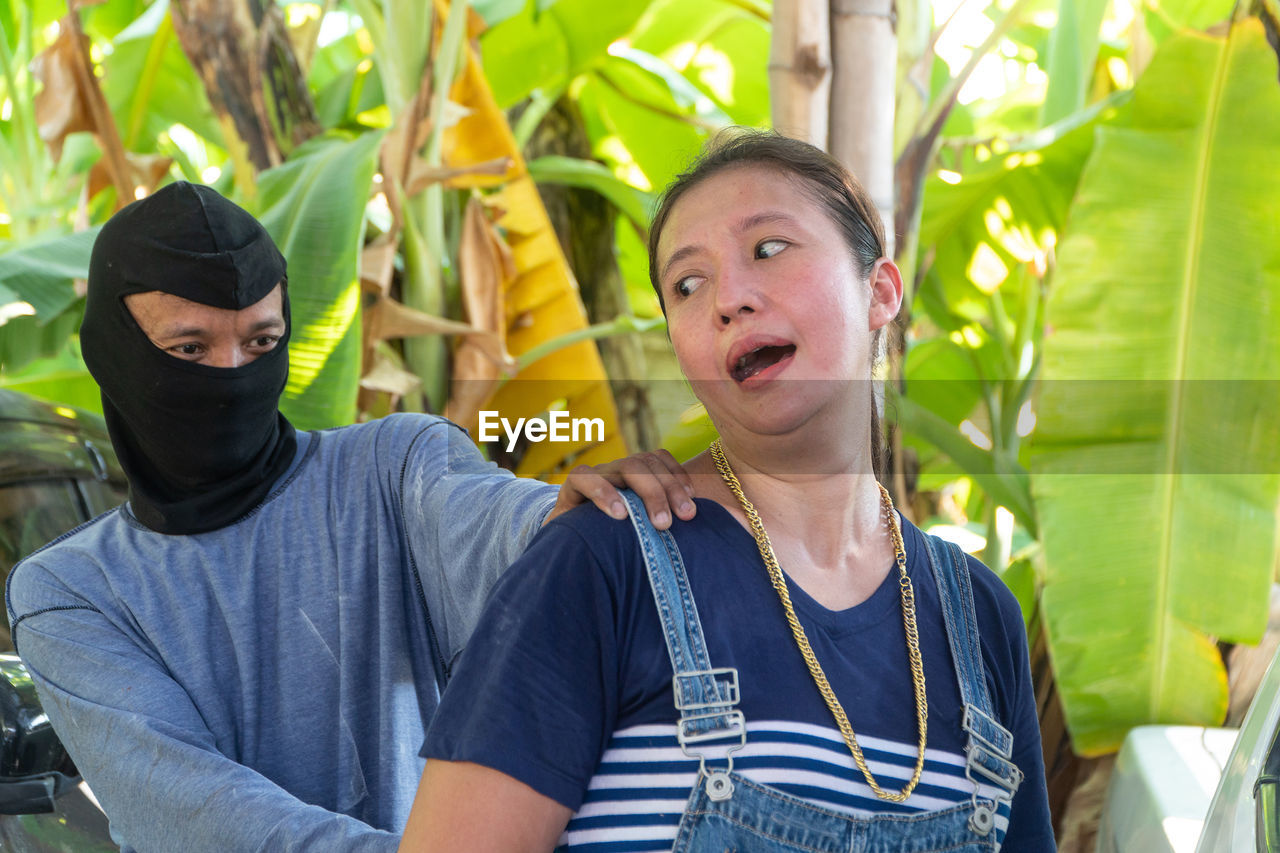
[{"x1": 425, "y1": 499, "x2": 1053, "y2": 850}]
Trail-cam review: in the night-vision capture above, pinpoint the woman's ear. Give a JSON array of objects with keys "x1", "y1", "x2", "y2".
[{"x1": 867, "y1": 258, "x2": 904, "y2": 332}]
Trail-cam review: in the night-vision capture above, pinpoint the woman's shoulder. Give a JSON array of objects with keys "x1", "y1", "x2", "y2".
[
  {"x1": 542, "y1": 496, "x2": 747, "y2": 566},
  {"x1": 899, "y1": 515, "x2": 1028, "y2": 640}
]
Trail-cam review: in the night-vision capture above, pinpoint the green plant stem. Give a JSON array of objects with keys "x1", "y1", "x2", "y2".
[
  {"x1": 125, "y1": 12, "x2": 173, "y2": 148},
  {"x1": 513, "y1": 85, "x2": 566, "y2": 150},
  {"x1": 502, "y1": 314, "x2": 666, "y2": 383},
  {"x1": 399, "y1": 194, "x2": 446, "y2": 411},
  {"x1": 596, "y1": 70, "x2": 722, "y2": 131},
  {"x1": 914, "y1": 0, "x2": 1036, "y2": 142},
  {"x1": 981, "y1": 494, "x2": 1012, "y2": 571}
]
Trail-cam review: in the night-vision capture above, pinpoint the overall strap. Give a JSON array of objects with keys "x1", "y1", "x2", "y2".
[
  {"x1": 921, "y1": 531, "x2": 1023, "y2": 836},
  {"x1": 619, "y1": 490, "x2": 744, "y2": 801}
]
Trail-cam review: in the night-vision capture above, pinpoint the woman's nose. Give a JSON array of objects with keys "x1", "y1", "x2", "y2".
[{"x1": 714, "y1": 268, "x2": 762, "y2": 325}]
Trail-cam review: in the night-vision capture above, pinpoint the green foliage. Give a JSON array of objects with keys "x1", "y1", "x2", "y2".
[
  {"x1": 1040, "y1": 0, "x2": 1109, "y2": 124},
  {"x1": 526, "y1": 154, "x2": 654, "y2": 232},
  {"x1": 0, "y1": 228, "x2": 96, "y2": 321},
  {"x1": 1030, "y1": 17, "x2": 1280, "y2": 755},
  {"x1": 102, "y1": 3, "x2": 223, "y2": 152},
  {"x1": 481, "y1": 0, "x2": 654, "y2": 107},
  {"x1": 251, "y1": 131, "x2": 383, "y2": 430}
]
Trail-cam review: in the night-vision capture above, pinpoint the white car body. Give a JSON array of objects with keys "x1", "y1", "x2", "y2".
[{"x1": 1097, "y1": 650, "x2": 1280, "y2": 852}]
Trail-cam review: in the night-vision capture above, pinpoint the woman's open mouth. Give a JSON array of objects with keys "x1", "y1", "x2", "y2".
[{"x1": 730, "y1": 344, "x2": 797, "y2": 383}]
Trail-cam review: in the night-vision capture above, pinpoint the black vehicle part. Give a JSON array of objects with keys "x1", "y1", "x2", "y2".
[
  {"x1": 0, "y1": 655, "x2": 79, "y2": 814},
  {"x1": 1255, "y1": 712, "x2": 1280, "y2": 852}
]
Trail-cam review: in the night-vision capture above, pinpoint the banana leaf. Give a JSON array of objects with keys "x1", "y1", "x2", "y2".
[
  {"x1": 526, "y1": 154, "x2": 654, "y2": 233},
  {"x1": 437, "y1": 13, "x2": 627, "y2": 477},
  {"x1": 479, "y1": 0, "x2": 653, "y2": 107},
  {"x1": 251, "y1": 130, "x2": 383, "y2": 431},
  {"x1": 0, "y1": 227, "x2": 97, "y2": 320},
  {"x1": 1032, "y1": 18, "x2": 1280, "y2": 756},
  {"x1": 1040, "y1": 0, "x2": 1109, "y2": 125}
]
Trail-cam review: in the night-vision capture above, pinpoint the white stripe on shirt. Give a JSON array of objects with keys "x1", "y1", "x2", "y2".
[{"x1": 558, "y1": 720, "x2": 1011, "y2": 852}]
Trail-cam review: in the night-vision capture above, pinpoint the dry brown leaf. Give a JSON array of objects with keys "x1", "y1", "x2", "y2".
[
  {"x1": 380, "y1": 109, "x2": 431, "y2": 188},
  {"x1": 87, "y1": 151, "x2": 173, "y2": 200},
  {"x1": 365, "y1": 293, "x2": 512, "y2": 369},
  {"x1": 465, "y1": 7, "x2": 487, "y2": 40},
  {"x1": 446, "y1": 197, "x2": 516, "y2": 427},
  {"x1": 130, "y1": 152, "x2": 174, "y2": 192},
  {"x1": 31, "y1": 21, "x2": 95, "y2": 163},
  {"x1": 405, "y1": 156, "x2": 512, "y2": 195},
  {"x1": 359, "y1": 357, "x2": 424, "y2": 397},
  {"x1": 359, "y1": 236, "x2": 399, "y2": 296}
]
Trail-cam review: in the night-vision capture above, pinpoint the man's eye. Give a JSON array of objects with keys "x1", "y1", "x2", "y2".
[
  {"x1": 172, "y1": 343, "x2": 201, "y2": 356},
  {"x1": 755, "y1": 239, "x2": 788, "y2": 259},
  {"x1": 252, "y1": 336, "x2": 280, "y2": 349}
]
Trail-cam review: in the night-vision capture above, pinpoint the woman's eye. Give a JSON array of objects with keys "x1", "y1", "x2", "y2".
[
  {"x1": 755, "y1": 239, "x2": 787, "y2": 259},
  {"x1": 673, "y1": 275, "x2": 703, "y2": 298}
]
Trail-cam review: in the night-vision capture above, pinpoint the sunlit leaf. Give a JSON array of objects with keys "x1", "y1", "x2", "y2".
[
  {"x1": 1040, "y1": 0, "x2": 1109, "y2": 124},
  {"x1": 479, "y1": 0, "x2": 652, "y2": 107},
  {"x1": 1032, "y1": 18, "x2": 1280, "y2": 756},
  {"x1": 251, "y1": 130, "x2": 383, "y2": 430},
  {"x1": 527, "y1": 154, "x2": 653, "y2": 233},
  {"x1": 0, "y1": 227, "x2": 97, "y2": 320}
]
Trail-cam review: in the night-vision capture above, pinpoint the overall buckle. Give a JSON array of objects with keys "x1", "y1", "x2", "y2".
[
  {"x1": 962, "y1": 704, "x2": 1020, "y2": 836},
  {"x1": 672, "y1": 668, "x2": 745, "y2": 802}
]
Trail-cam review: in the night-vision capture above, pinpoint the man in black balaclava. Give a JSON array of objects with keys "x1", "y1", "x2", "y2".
[
  {"x1": 80, "y1": 182, "x2": 295, "y2": 534},
  {"x1": 7, "y1": 182, "x2": 694, "y2": 853}
]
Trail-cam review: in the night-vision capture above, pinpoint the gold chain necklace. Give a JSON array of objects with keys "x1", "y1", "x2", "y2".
[{"x1": 709, "y1": 440, "x2": 928, "y2": 802}]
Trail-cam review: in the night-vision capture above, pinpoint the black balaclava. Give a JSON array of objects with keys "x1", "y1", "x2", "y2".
[{"x1": 80, "y1": 181, "x2": 297, "y2": 535}]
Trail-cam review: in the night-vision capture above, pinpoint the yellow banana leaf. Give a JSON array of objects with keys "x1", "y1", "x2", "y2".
[{"x1": 437, "y1": 0, "x2": 628, "y2": 480}]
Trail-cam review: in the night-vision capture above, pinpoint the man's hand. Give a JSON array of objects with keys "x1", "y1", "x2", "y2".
[{"x1": 550, "y1": 450, "x2": 696, "y2": 530}]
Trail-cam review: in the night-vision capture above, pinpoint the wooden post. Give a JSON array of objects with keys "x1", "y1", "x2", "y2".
[
  {"x1": 829, "y1": 0, "x2": 897, "y2": 257},
  {"x1": 770, "y1": 0, "x2": 832, "y2": 147}
]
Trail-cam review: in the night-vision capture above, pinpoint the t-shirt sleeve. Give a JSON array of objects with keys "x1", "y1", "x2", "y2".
[
  {"x1": 968, "y1": 555, "x2": 1056, "y2": 850},
  {"x1": 398, "y1": 417, "x2": 558, "y2": 669},
  {"x1": 423, "y1": 514, "x2": 624, "y2": 811}
]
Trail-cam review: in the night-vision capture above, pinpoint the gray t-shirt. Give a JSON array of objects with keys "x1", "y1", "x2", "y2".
[{"x1": 6, "y1": 414, "x2": 556, "y2": 852}]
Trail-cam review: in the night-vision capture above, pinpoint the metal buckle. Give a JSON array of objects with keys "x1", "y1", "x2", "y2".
[
  {"x1": 676, "y1": 708, "x2": 746, "y2": 793},
  {"x1": 677, "y1": 709, "x2": 747, "y2": 746},
  {"x1": 964, "y1": 742, "x2": 1024, "y2": 796},
  {"x1": 672, "y1": 668, "x2": 745, "y2": 803},
  {"x1": 962, "y1": 704, "x2": 1013, "y2": 758},
  {"x1": 969, "y1": 801, "x2": 996, "y2": 836},
  {"x1": 672, "y1": 668, "x2": 739, "y2": 711},
  {"x1": 963, "y1": 729, "x2": 1021, "y2": 838}
]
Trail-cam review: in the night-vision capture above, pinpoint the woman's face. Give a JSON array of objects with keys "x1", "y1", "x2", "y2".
[{"x1": 656, "y1": 164, "x2": 899, "y2": 439}]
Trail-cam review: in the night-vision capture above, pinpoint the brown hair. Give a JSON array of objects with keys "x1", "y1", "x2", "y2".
[{"x1": 648, "y1": 128, "x2": 892, "y2": 479}]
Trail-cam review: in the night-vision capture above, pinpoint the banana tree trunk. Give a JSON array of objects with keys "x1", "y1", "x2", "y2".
[
  {"x1": 170, "y1": 0, "x2": 320, "y2": 172},
  {"x1": 529, "y1": 98, "x2": 660, "y2": 453}
]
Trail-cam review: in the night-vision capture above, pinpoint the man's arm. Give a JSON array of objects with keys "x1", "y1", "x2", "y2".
[
  {"x1": 8, "y1": 580, "x2": 397, "y2": 853},
  {"x1": 400, "y1": 419, "x2": 695, "y2": 667}
]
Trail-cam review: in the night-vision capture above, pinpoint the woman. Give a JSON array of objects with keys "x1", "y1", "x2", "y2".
[{"x1": 400, "y1": 130, "x2": 1054, "y2": 852}]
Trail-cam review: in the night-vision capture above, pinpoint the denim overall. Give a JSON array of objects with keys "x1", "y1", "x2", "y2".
[{"x1": 618, "y1": 490, "x2": 1023, "y2": 853}]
